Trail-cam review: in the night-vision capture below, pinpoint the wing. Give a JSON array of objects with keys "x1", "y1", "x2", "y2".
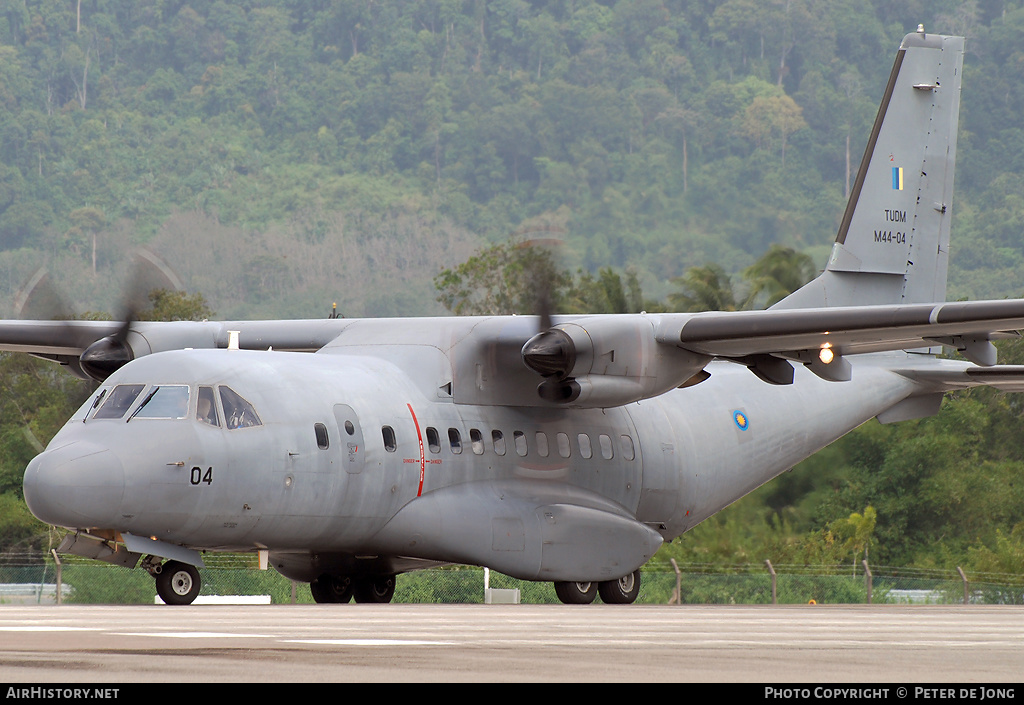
[
  {"x1": 449, "y1": 300, "x2": 1024, "y2": 408},
  {"x1": 0, "y1": 319, "x2": 352, "y2": 381},
  {"x1": 662, "y1": 299, "x2": 1024, "y2": 384},
  {"x1": 670, "y1": 300, "x2": 1024, "y2": 362}
]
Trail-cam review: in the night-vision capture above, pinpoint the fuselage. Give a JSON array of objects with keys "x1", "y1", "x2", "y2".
[{"x1": 22, "y1": 315, "x2": 923, "y2": 582}]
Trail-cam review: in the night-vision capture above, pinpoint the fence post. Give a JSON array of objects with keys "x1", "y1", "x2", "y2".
[
  {"x1": 669, "y1": 559, "x2": 681, "y2": 605},
  {"x1": 765, "y1": 560, "x2": 777, "y2": 605},
  {"x1": 862, "y1": 559, "x2": 872, "y2": 604},
  {"x1": 51, "y1": 550, "x2": 62, "y2": 606},
  {"x1": 957, "y1": 567, "x2": 969, "y2": 605}
]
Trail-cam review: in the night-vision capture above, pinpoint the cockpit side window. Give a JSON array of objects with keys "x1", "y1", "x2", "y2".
[
  {"x1": 220, "y1": 386, "x2": 262, "y2": 429},
  {"x1": 93, "y1": 384, "x2": 145, "y2": 419},
  {"x1": 131, "y1": 385, "x2": 190, "y2": 419},
  {"x1": 196, "y1": 386, "x2": 220, "y2": 427}
]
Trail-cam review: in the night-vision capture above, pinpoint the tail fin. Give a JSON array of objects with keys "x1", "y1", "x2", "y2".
[{"x1": 775, "y1": 29, "x2": 964, "y2": 310}]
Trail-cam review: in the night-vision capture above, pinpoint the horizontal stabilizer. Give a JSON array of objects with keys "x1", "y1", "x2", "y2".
[{"x1": 901, "y1": 364, "x2": 1024, "y2": 393}]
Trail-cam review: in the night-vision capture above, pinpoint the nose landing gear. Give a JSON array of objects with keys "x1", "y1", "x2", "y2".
[{"x1": 144, "y1": 557, "x2": 202, "y2": 605}]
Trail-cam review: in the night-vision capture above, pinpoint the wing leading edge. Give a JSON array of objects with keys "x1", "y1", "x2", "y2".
[{"x1": 667, "y1": 299, "x2": 1024, "y2": 365}]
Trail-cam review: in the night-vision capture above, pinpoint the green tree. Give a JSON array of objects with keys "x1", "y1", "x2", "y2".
[
  {"x1": 139, "y1": 289, "x2": 215, "y2": 322},
  {"x1": 740, "y1": 93, "x2": 808, "y2": 167},
  {"x1": 830, "y1": 505, "x2": 877, "y2": 568},
  {"x1": 434, "y1": 240, "x2": 570, "y2": 316},
  {"x1": 668, "y1": 263, "x2": 740, "y2": 312},
  {"x1": 68, "y1": 206, "x2": 105, "y2": 275},
  {"x1": 742, "y1": 244, "x2": 816, "y2": 308}
]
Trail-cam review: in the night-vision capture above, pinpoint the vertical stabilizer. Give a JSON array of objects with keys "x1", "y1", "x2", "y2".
[{"x1": 775, "y1": 29, "x2": 964, "y2": 310}]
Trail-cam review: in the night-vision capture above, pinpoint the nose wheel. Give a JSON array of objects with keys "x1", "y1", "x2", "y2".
[{"x1": 153, "y1": 560, "x2": 202, "y2": 605}]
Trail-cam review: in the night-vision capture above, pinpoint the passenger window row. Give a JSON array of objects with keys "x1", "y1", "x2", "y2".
[{"x1": 380, "y1": 425, "x2": 635, "y2": 461}]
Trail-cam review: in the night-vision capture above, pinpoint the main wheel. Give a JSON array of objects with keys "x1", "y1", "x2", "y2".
[
  {"x1": 155, "y1": 560, "x2": 201, "y2": 605},
  {"x1": 352, "y1": 575, "x2": 396, "y2": 603},
  {"x1": 598, "y1": 569, "x2": 641, "y2": 604},
  {"x1": 554, "y1": 581, "x2": 598, "y2": 605},
  {"x1": 310, "y1": 574, "x2": 354, "y2": 604}
]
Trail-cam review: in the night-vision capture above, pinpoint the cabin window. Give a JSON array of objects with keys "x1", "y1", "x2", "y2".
[
  {"x1": 220, "y1": 386, "x2": 262, "y2": 429},
  {"x1": 577, "y1": 433, "x2": 593, "y2": 459},
  {"x1": 93, "y1": 384, "x2": 145, "y2": 419},
  {"x1": 426, "y1": 427, "x2": 441, "y2": 453},
  {"x1": 314, "y1": 423, "x2": 329, "y2": 450},
  {"x1": 599, "y1": 434, "x2": 614, "y2": 460},
  {"x1": 470, "y1": 429, "x2": 484, "y2": 455},
  {"x1": 535, "y1": 431, "x2": 549, "y2": 458},
  {"x1": 620, "y1": 434, "x2": 635, "y2": 461},
  {"x1": 382, "y1": 426, "x2": 397, "y2": 452},
  {"x1": 448, "y1": 428, "x2": 462, "y2": 454},
  {"x1": 492, "y1": 430, "x2": 506, "y2": 456},
  {"x1": 196, "y1": 386, "x2": 220, "y2": 427},
  {"x1": 514, "y1": 430, "x2": 528, "y2": 457},
  {"x1": 556, "y1": 432, "x2": 571, "y2": 458}
]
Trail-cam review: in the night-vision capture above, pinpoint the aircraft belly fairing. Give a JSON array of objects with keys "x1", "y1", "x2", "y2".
[{"x1": 368, "y1": 479, "x2": 663, "y2": 582}]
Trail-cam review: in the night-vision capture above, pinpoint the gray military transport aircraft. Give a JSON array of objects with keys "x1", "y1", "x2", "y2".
[{"x1": 7, "y1": 28, "x2": 1024, "y2": 605}]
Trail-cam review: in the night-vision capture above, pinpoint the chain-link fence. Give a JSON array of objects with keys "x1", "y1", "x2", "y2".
[{"x1": 2, "y1": 555, "x2": 1022, "y2": 605}]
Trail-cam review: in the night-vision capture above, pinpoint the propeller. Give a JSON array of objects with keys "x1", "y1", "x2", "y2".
[
  {"x1": 79, "y1": 248, "x2": 186, "y2": 381},
  {"x1": 15, "y1": 248, "x2": 185, "y2": 382},
  {"x1": 515, "y1": 237, "x2": 586, "y2": 404}
]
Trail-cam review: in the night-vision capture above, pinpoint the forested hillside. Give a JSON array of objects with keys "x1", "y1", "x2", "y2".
[
  {"x1": 2, "y1": 0, "x2": 1024, "y2": 318},
  {"x1": 2, "y1": 0, "x2": 1024, "y2": 577}
]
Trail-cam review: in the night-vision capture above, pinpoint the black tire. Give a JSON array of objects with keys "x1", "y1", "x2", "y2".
[
  {"x1": 155, "y1": 560, "x2": 201, "y2": 605},
  {"x1": 310, "y1": 574, "x2": 354, "y2": 604},
  {"x1": 598, "y1": 570, "x2": 641, "y2": 604},
  {"x1": 554, "y1": 581, "x2": 598, "y2": 605},
  {"x1": 352, "y1": 575, "x2": 396, "y2": 603}
]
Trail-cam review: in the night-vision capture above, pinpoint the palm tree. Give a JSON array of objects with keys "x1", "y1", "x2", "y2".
[
  {"x1": 742, "y1": 245, "x2": 816, "y2": 309},
  {"x1": 668, "y1": 263, "x2": 740, "y2": 312}
]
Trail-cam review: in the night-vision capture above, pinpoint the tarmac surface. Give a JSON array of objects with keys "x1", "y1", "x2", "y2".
[{"x1": 0, "y1": 603, "x2": 1022, "y2": 683}]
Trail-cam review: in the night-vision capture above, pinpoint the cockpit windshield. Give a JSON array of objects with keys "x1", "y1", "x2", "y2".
[
  {"x1": 92, "y1": 384, "x2": 145, "y2": 419},
  {"x1": 85, "y1": 382, "x2": 260, "y2": 427},
  {"x1": 130, "y1": 385, "x2": 190, "y2": 420}
]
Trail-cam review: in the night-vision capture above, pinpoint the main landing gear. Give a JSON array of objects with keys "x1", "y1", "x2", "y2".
[
  {"x1": 310, "y1": 573, "x2": 397, "y2": 604},
  {"x1": 144, "y1": 557, "x2": 202, "y2": 605},
  {"x1": 554, "y1": 569, "x2": 642, "y2": 605},
  {"x1": 307, "y1": 570, "x2": 642, "y2": 605}
]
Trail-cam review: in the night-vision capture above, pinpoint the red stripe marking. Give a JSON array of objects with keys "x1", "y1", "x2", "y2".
[{"x1": 407, "y1": 403, "x2": 426, "y2": 496}]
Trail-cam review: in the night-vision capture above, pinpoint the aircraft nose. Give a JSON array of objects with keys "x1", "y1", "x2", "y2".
[{"x1": 23, "y1": 442, "x2": 125, "y2": 529}]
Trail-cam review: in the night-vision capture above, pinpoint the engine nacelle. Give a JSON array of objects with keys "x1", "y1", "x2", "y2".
[{"x1": 522, "y1": 317, "x2": 710, "y2": 407}]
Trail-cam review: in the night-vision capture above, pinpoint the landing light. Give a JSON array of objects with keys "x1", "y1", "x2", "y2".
[{"x1": 819, "y1": 346, "x2": 834, "y2": 365}]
